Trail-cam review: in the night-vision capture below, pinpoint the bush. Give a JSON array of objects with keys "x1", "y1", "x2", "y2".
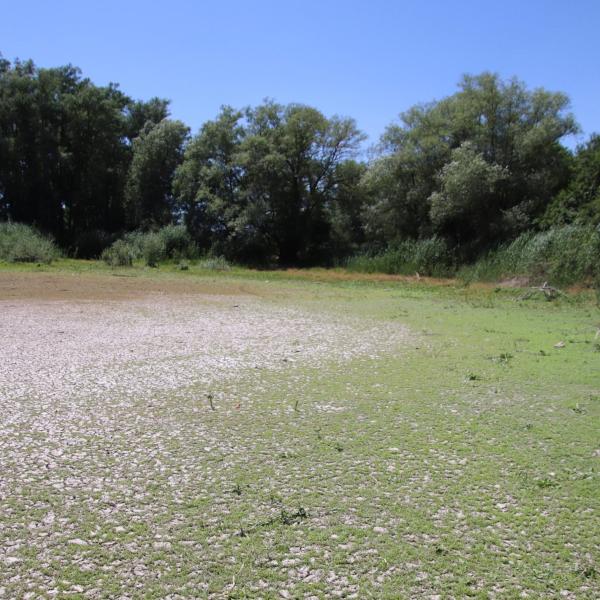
[
  {"x1": 159, "y1": 224, "x2": 196, "y2": 259},
  {"x1": 459, "y1": 225, "x2": 600, "y2": 286},
  {"x1": 346, "y1": 237, "x2": 454, "y2": 277},
  {"x1": 142, "y1": 232, "x2": 166, "y2": 267},
  {"x1": 0, "y1": 222, "x2": 59, "y2": 263},
  {"x1": 118, "y1": 226, "x2": 196, "y2": 266},
  {"x1": 101, "y1": 239, "x2": 135, "y2": 267}
]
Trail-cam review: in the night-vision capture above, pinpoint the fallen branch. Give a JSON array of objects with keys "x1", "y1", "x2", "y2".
[{"x1": 519, "y1": 281, "x2": 565, "y2": 301}]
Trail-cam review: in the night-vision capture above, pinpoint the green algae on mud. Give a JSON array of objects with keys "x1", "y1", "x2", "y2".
[{"x1": 0, "y1": 263, "x2": 599, "y2": 598}]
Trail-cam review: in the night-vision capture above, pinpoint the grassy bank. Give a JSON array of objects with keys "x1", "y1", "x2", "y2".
[{"x1": 347, "y1": 226, "x2": 600, "y2": 288}]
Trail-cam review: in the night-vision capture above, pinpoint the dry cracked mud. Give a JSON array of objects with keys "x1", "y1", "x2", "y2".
[{"x1": 0, "y1": 273, "x2": 411, "y2": 598}]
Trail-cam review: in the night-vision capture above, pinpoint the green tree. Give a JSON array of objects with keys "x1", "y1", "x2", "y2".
[
  {"x1": 240, "y1": 102, "x2": 365, "y2": 264},
  {"x1": 173, "y1": 106, "x2": 246, "y2": 253},
  {"x1": 0, "y1": 55, "x2": 175, "y2": 249},
  {"x1": 542, "y1": 134, "x2": 600, "y2": 227},
  {"x1": 366, "y1": 72, "x2": 578, "y2": 254},
  {"x1": 125, "y1": 119, "x2": 189, "y2": 228},
  {"x1": 174, "y1": 102, "x2": 364, "y2": 264},
  {"x1": 429, "y1": 142, "x2": 507, "y2": 248}
]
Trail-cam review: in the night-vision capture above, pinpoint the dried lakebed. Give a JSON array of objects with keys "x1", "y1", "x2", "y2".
[
  {"x1": 0, "y1": 290, "x2": 411, "y2": 597},
  {"x1": 1, "y1": 294, "x2": 409, "y2": 403}
]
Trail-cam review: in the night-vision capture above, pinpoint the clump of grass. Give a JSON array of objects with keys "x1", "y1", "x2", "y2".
[
  {"x1": 197, "y1": 256, "x2": 231, "y2": 271},
  {"x1": 466, "y1": 372, "x2": 482, "y2": 381},
  {"x1": 492, "y1": 352, "x2": 513, "y2": 365},
  {"x1": 0, "y1": 222, "x2": 59, "y2": 263},
  {"x1": 346, "y1": 236, "x2": 454, "y2": 277}
]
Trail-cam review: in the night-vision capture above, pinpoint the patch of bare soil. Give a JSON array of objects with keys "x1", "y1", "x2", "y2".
[
  {"x1": 0, "y1": 290, "x2": 408, "y2": 404},
  {"x1": 0, "y1": 271, "x2": 256, "y2": 302}
]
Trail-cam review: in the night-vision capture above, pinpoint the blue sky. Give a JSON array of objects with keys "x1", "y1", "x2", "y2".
[{"x1": 1, "y1": 0, "x2": 599, "y2": 147}]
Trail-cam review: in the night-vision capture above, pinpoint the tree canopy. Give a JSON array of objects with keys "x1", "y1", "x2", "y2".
[{"x1": 1, "y1": 56, "x2": 596, "y2": 266}]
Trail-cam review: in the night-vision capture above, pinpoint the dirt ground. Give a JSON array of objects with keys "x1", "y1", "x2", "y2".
[
  {"x1": 0, "y1": 271, "x2": 260, "y2": 302},
  {"x1": 0, "y1": 272, "x2": 409, "y2": 404}
]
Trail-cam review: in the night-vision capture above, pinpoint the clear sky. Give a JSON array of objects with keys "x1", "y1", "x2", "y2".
[{"x1": 1, "y1": 0, "x2": 599, "y2": 147}]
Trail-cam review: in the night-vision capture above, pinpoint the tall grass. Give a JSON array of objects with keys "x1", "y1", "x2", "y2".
[
  {"x1": 196, "y1": 256, "x2": 231, "y2": 271},
  {"x1": 346, "y1": 237, "x2": 454, "y2": 277},
  {"x1": 460, "y1": 225, "x2": 600, "y2": 286},
  {"x1": 0, "y1": 222, "x2": 59, "y2": 263},
  {"x1": 346, "y1": 226, "x2": 600, "y2": 286}
]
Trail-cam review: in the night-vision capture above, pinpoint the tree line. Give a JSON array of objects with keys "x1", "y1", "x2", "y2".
[{"x1": 1, "y1": 55, "x2": 598, "y2": 266}]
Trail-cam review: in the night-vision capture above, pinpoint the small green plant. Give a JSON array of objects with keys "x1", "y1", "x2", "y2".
[
  {"x1": 578, "y1": 563, "x2": 597, "y2": 579},
  {"x1": 536, "y1": 478, "x2": 558, "y2": 489},
  {"x1": 495, "y1": 352, "x2": 514, "y2": 365},
  {"x1": 279, "y1": 507, "x2": 307, "y2": 525},
  {"x1": 466, "y1": 372, "x2": 482, "y2": 381},
  {"x1": 206, "y1": 393, "x2": 215, "y2": 411}
]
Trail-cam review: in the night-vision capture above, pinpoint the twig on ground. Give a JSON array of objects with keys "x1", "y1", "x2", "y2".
[{"x1": 519, "y1": 281, "x2": 565, "y2": 301}]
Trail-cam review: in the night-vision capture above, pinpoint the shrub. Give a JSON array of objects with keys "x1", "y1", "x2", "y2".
[
  {"x1": 101, "y1": 239, "x2": 135, "y2": 267},
  {"x1": 0, "y1": 222, "x2": 59, "y2": 263},
  {"x1": 142, "y1": 233, "x2": 166, "y2": 267},
  {"x1": 159, "y1": 224, "x2": 196, "y2": 259},
  {"x1": 121, "y1": 231, "x2": 147, "y2": 258},
  {"x1": 118, "y1": 226, "x2": 196, "y2": 265}
]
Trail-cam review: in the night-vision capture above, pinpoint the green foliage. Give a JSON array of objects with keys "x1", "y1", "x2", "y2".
[
  {"x1": 459, "y1": 225, "x2": 600, "y2": 285},
  {"x1": 196, "y1": 256, "x2": 231, "y2": 271},
  {"x1": 0, "y1": 222, "x2": 59, "y2": 263},
  {"x1": 101, "y1": 239, "x2": 135, "y2": 267},
  {"x1": 346, "y1": 237, "x2": 454, "y2": 277},
  {"x1": 141, "y1": 232, "x2": 166, "y2": 267},
  {"x1": 0, "y1": 56, "x2": 171, "y2": 244},
  {"x1": 174, "y1": 102, "x2": 365, "y2": 265},
  {"x1": 429, "y1": 142, "x2": 507, "y2": 250},
  {"x1": 125, "y1": 120, "x2": 189, "y2": 228},
  {"x1": 542, "y1": 134, "x2": 600, "y2": 227},
  {"x1": 0, "y1": 56, "x2": 598, "y2": 283},
  {"x1": 366, "y1": 72, "x2": 577, "y2": 253},
  {"x1": 101, "y1": 226, "x2": 196, "y2": 267},
  {"x1": 158, "y1": 224, "x2": 197, "y2": 259}
]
